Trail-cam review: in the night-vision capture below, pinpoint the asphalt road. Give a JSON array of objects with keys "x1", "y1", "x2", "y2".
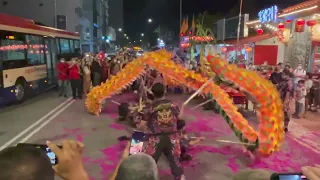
[{"x1": 0, "y1": 91, "x2": 319, "y2": 180}]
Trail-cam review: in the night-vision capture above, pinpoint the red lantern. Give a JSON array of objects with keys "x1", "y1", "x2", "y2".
[
  {"x1": 278, "y1": 23, "x2": 285, "y2": 29},
  {"x1": 296, "y1": 19, "x2": 306, "y2": 26},
  {"x1": 221, "y1": 47, "x2": 227, "y2": 52},
  {"x1": 296, "y1": 19, "x2": 305, "y2": 32},
  {"x1": 307, "y1": 20, "x2": 317, "y2": 27},
  {"x1": 98, "y1": 51, "x2": 105, "y2": 59},
  {"x1": 285, "y1": 19, "x2": 292, "y2": 23},
  {"x1": 256, "y1": 28, "x2": 264, "y2": 35}
]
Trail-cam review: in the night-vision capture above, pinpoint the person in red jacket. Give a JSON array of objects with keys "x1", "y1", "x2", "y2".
[
  {"x1": 57, "y1": 57, "x2": 69, "y2": 97},
  {"x1": 68, "y1": 58, "x2": 82, "y2": 99}
]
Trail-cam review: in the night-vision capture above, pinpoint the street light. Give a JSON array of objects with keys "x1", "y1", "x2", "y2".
[
  {"x1": 126, "y1": 37, "x2": 129, "y2": 39},
  {"x1": 134, "y1": 41, "x2": 136, "y2": 42},
  {"x1": 148, "y1": 18, "x2": 152, "y2": 23},
  {"x1": 157, "y1": 38, "x2": 160, "y2": 41},
  {"x1": 140, "y1": 40, "x2": 142, "y2": 42},
  {"x1": 141, "y1": 33, "x2": 144, "y2": 36},
  {"x1": 118, "y1": 28, "x2": 122, "y2": 32},
  {"x1": 124, "y1": 34, "x2": 127, "y2": 36},
  {"x1": 129, "y1": 42, "x2": 131, "y2": 44}
]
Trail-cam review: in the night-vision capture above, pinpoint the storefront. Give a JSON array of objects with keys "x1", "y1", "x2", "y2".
[
  {"x1": 225, "y1": 0, "x2": 320, "y2": 70},
  {"x1": 179, "y1": 35, "x2": 215, "y2": 59}
]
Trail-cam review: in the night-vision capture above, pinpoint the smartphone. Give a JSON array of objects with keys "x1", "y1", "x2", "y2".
[
  {"x1": 271, "y1": 173, "x2": 308, "y2": 180},
  {"x1": 129, "y1": 131, "x2": 148, "y2": 155},
  {"x1": 17, "y1": 143, "x2": 61, "y2": 165}
]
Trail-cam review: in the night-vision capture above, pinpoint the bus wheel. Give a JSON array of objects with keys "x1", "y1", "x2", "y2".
[{"x1": 15, "y1": 81, "x2": 26, "y2": 102}]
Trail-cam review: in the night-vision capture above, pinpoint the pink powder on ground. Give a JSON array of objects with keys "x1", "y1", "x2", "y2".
[{"x1": 109, "y1": 123, "x2": 126, "y2": 130}]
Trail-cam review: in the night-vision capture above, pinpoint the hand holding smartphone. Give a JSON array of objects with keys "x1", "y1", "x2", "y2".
[
  {"x1": 17, "y1": 143, "x2": 62, "y2": 165},
  {"x1": 129, "y1": 131, "x2": 148, "y2": 155},
  {"x1": 270, "y1": 173, "x2": 308, "y2": 180}
]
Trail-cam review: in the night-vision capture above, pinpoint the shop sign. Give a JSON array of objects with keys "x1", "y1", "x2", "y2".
[{"x1": 258, "y1": 5, "x2": 278, "y2": 23}]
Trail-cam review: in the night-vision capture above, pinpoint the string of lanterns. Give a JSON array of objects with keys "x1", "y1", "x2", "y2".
[{"x1": 254, "y1": 17, "x2": 319, "y2": 42}]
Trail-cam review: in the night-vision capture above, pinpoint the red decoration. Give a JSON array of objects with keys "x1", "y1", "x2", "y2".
[
  {"x1": 256, "y1": 28, "x2": 264, "y2": 35},
  {"x1": 296, "y1": 19, "x2": 306, "y2": 26},
  {"x1": 221, "y1": 47, "x2": 227, "y2": 52},
  {"x1": 180, "y1": 33, "x2": 184, "y2": 37},
  {"x1": 278, "y1": 23, "x2": 285, "y2": 29},
  {"x1": 295, "y1": 19, "x2": 305, "y2": 32},
  {"x1": 307, "y1": 20, "x2": 317, "y2": 27},
  {"x1": 98, "y1": 51, "x2": 105, "y2": 59},
  {"x1": 189, "y1": 36, "x2": 214, "y2": 41},
  {"x1": 285, "y1": 20, "x2": 292, "y2": 24}
]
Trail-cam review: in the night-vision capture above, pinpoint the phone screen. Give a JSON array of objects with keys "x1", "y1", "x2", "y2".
[
  {"x1": 129, "y1": 131, "x2": 147, "y2": 155},
  {"x1": 17, "y1": 143, "x2": 59, "y2": 165},
  {"x1": 277, "y1": 174, "x2": 308, "y2": 180}
]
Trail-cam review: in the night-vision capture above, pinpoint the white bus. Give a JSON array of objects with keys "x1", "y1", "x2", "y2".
[{"x1": 0, "y1": 13, "x2": 80, "y2": 104}]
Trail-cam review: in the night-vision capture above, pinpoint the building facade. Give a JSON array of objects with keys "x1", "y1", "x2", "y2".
[
  {"x1": 0, "y1": 0, "x2": 82, "y2": 33},
  {"x1": 218, "y1": 0, "x2": 320, "y2": 71}
]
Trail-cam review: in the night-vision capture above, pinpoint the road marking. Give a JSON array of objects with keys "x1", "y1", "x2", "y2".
[
  {"x1": 19, "y1": 100, "x2": 75, "y2": 143},
  {"x1": 0, "y1": 98, "x2": 72, "y2": 151}
]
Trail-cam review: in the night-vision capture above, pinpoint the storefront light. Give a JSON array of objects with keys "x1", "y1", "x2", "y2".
[{"x1": 278, "y1": 5, "x2": 318, "y2": 18}]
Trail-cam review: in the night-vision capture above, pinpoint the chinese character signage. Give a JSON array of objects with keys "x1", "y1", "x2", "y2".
[{"x1": 258, "y1": 6, "x2": 278, "y2": 23}]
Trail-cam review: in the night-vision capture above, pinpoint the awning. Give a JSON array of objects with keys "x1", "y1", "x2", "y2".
[
  {"x1": 223, "y1": 34, "x2": 274, "y2": 46},
  {"x1": 282, "y1": 0, "x2": 319, "y2": 14}
]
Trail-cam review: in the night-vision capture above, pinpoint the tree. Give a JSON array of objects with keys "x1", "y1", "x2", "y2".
[{"x1": 195, "y1": 11, "x2": 222, "y2": 29}]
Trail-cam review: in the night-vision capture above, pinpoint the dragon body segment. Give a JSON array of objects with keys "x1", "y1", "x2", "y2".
[{"x1": 85, "y1": 50, "x2": 284, "y2": 156}]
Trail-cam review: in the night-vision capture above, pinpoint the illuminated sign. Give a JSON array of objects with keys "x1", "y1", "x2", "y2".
[{"x1": 258, "y1": 6, "x2": 278, "y2": 23}]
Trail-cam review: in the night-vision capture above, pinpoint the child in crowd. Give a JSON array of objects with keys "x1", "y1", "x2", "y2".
[
  {"x1": 292, "y1": 80, "x2": 307, "y2": 119},
  {"x1": 304, "y1": 74, "x2": 313, "y2": 117}
]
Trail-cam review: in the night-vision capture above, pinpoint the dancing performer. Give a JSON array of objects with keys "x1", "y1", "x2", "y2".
[
  {"x1": 277, "y1": 70, "x2": 294, "y2": 132},
  {"x1": 144, "y1": 83, "x2": 185, "y2": 180}
]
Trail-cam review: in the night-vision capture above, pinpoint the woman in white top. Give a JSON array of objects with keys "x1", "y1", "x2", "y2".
[
  {"x1": 304, "y1": 73, "x2": 313, "y2": 116},
  {"x1": 293, "y1": 64, "x2": 306, "y2": 90},
  {"x1": 82, "y1": 56, "x2": 91, "y2": 95}
]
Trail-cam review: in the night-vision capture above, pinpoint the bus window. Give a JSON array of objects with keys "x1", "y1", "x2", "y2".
[
  {"x1": 69, "y1": 39, "x2": 74, "y2": 53},
  {"x1": 55, "y1": 38, "x2": 60, "y2": 53},
  {"x1": 74, "y1": 40, "x2": 80, "y2": 49},
  {"x1": 59, "y1": 39, "x2": 70, "y2": 53},
  {"x1": 26, "y1": 35, "x2": 45, "y2": 65},
  {"x1": 0, "y1": 31, "x2": 27, "y2": 70},
  {"x1": 74, "y1": 40, "x2": 80, "y2": 53}
]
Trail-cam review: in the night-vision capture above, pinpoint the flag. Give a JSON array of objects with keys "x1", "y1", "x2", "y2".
[
  {"x1": 192, "y1": 14, "x2": 196, "y2": 34},
  {"x1": 183, "y1": 17, "x2": 189, "y2": 34},
  {"x1": 180, "y1": 18, "x2": 186, "y2": 34}
]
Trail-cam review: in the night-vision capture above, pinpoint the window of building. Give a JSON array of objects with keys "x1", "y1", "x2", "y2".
[
  {"x1": 26, "y1": 35, "x2": 45, "y2": 65},
  {"x1": 59, "y1": 38, "x2": 70, "y2": 53},
  {"x1": 0, "y1": 31, "x2": 26, "y2": 61}
]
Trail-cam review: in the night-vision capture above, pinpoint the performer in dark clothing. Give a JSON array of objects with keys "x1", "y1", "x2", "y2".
[
  {"x1": 277, "y1": 70, "x2": 294, "y2": 132},
  {"x1": 143, "y1": 83, "x2": 185, "y2": 180}
]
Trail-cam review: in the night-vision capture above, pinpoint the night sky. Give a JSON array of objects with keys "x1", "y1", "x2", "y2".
[{"x1": 123, "y1": 0, "x2": 305, "y2": 42}]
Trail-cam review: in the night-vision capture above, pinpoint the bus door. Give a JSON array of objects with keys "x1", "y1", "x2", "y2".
[
  {"x1": 44, "y1": 37, "x2": 58, "y2": 85},
  {"x1": 0, "y1": 54, "x2": 3, "y2": 103}
]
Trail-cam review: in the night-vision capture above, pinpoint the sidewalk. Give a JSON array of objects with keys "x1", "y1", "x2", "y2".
[{"x1": 287, "y1": 103, "x2": 320, "y2": 154}]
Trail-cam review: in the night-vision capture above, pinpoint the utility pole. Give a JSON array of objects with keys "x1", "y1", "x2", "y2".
[
  {"x1": 235, "y1": 0, "x2": 243, "y2": 62},
  {"x1": 180, "y1": 0, "x2": 182, "y2": 31},
  {"x1": 54, "y1": 0, "x2": 57, "y2": 28}
]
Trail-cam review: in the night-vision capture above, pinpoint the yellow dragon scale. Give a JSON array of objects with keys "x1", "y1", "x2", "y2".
[{"x1": 85, "y1": 50, "x2": 284, "y2": 156}]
